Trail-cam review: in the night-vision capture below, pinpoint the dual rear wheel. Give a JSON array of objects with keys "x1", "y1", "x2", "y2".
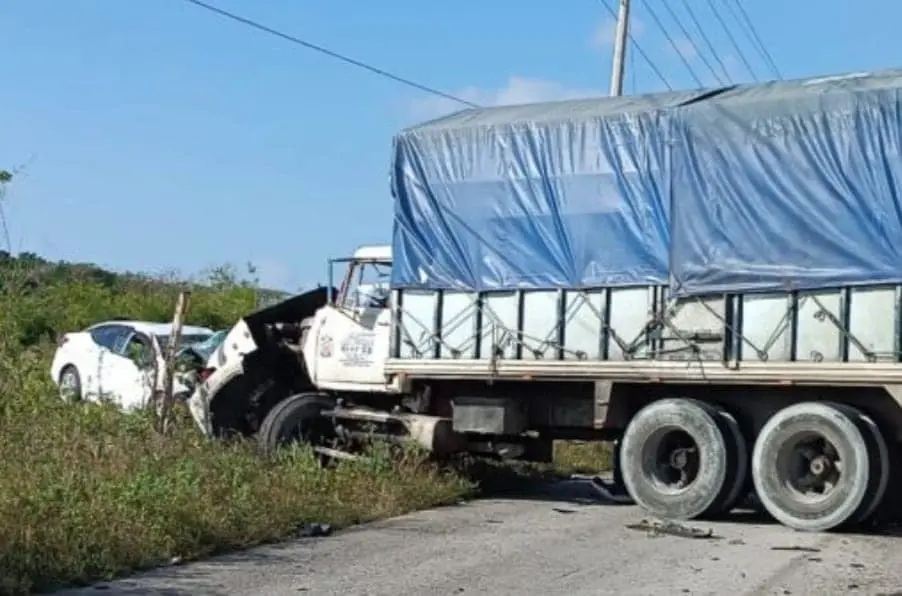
[
  {"x1": 751, "y1": 401, "x2": 888, "y2": 532},
  {"x1": 619, "y1": 398, "x2": 890, "y2": 532},
  {"x1": 619, "y1": 399, "x2": 748, "y2": 521}
]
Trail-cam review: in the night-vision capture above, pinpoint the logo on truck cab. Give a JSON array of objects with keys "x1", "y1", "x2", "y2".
[
  {"x1": 339, "y1": 332, "x2": 375, "y2": 367},
  {"x1": 319, "y1": 334, "x2": 334, "y2": 358}
]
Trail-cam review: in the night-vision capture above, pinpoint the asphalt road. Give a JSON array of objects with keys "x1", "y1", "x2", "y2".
[{"x1": 59, "y1": 479, "x2": 902, "y2": 596}]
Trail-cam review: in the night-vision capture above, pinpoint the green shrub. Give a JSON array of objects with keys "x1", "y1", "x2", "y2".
[{"x1": 0, "y1": 255, "x2": 472, "y2": 594}]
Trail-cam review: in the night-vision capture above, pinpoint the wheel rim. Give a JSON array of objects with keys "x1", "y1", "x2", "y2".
[
  {"x1": 286, "y1": 415, "x2": 335, "y2": 447},
  {"x1": 775, "y1": 432, "x2": 842, "y2": 504},
  {"x1": 279, "y1": 407, "x2": 339, "y2": 465},
  {"x1": 642, "y1": 427, "x2": 701, "y2": 493},
  {"x1": 59, "y1": 371, "x2": 79, "y2": 402}
]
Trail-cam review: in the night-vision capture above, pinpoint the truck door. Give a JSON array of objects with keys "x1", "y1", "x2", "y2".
[{"x1": 313, "y1": 259, "x2": 392, "y2": 390}]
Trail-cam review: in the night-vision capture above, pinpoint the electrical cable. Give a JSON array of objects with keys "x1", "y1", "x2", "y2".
[
  {"x1": 678, "y1": 0, "x2": 734, "y2": 84},
  {"x1": 703, "y1": 0, "x2": 758, "y2": 81},
  {"x1": 725, "y1": 0, "x2": 782, "y2": 79},
  {"x1": 657, "y1": 0, "x2": 725, "y2": 86},
  {"x1": 639, "y1": 0, "x2": 705, "y2": 87},
  {"x1": 599, "y1": 0, "x2": 673, "y2": 91},
  {"x1": 179, "y1": 0, "x2": 481, "y2": 107}
]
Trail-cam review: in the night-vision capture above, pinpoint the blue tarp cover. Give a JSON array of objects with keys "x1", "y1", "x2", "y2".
[
  {"x1": 390, "y1": 68, "x2": 902, "y2": 296},
  {"x1": 670, "y1": 70, "x2": 902, "y2": 295},
  {"x1": 390, "y1": 91, "x2": 706, "y2": 290}
]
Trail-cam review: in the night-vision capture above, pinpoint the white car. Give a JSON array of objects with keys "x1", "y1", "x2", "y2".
[{"x1": 50, "y1": 319, "x2": 215, "y2": 410}]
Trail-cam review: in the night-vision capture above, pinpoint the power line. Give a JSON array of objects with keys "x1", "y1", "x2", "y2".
[
  {"x1": 703, "y1": 0, "x2": 758, "y2": 81},
  {"x1": 657, "y1": 1, "x2": 724, "y2": 86},
  {"x1": 629, "y1": 32, "x2": 637, "y2": 94},
  {"x1": 600, "y1": 0, "x2": 673, "y2": 91},
  {"x1": 640, "y1": 0, "x2": 714, "y2": 87},
  {"x1": 725, "y1": 0, "x2": 782, "y2": 80},
  {"x1": 639, "y1": 0, "x2": 703, "y2": 87},
  {"x1": 179, "y1": 0, "x2": 480, "y2": 108},
  {"x1": 678, "y1": 0, "x2": 733, "y2": 84}
]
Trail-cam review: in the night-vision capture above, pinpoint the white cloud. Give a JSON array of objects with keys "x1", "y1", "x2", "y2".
[
  {"x1": 590, "y1": 15, "x2": 645, "y2": 51},
  {"x1": 591, "y1": 17, "x2": 618, "y2": 49},
  {"x1": 406, "y1": 17, "x2": 641, "y2": 122},
  {"x1": 408, "y1": 76, "x2": 604, "y2": 121},
  {"x1": 721, "y1": 54, "x2": 750, "y2": 83},
  {"x1": 669, "y1": 37, "x2": 698, "y2": 61},
  {"x1": 686, "y1": 53, "x2": 749, "y2": 87}
]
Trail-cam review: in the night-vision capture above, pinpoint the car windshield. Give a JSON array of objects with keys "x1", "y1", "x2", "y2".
[
  {"x1": 184, "y1": 330, "x2": 228, "y2": 360},
  {"x1": 156, "y1": 333, "x2": 214, "y2": 353}
]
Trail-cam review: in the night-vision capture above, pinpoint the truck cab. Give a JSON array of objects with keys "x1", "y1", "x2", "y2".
[
  {"x1": 186, "y1": 244, "x2": 403, "y2": 438},
  {"x1": 302, "y1": 244, "x2": 399, "y2": 393}
]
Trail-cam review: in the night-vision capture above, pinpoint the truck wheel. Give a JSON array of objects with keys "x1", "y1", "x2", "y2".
[
  {"x1": 711, "y1": 409, "x2": 749, "y2": 515},
  {"x1": 853, "y1": 411, "x2": 889, "y2": 523},
  {"x1": 611, "y1": 439, "x2": 624, "y2": 489},
  {"x1": 751, "y1": 401, "x2": 878, "y2": 532},
  {"x1": 257, "y1": 393, "x2": 337, "y2": 458},
  {"x1": 619, "y1": 398, "x2": 745, "y2": 520}
]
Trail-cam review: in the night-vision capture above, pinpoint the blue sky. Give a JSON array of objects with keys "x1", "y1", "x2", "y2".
[{"x1": 1, "y1": 0, "x2": 900, "y2": 290}]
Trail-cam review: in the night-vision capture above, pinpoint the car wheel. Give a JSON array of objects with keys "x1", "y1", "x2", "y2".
[{"x1": 59, "y1": 366, "x2": 83, "y2": 403}]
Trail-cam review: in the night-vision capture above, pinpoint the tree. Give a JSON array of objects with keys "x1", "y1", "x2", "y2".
[{"x1": 0, "y1": 169, "x2": 12, "y2": 252}]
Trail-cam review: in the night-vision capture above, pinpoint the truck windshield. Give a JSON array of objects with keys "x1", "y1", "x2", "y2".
[
  {"x1": 344, "y1": 261, "x2": 391, "y2": 308},
  {"x1": 353, "y1": 282, "x2": 390, "y2": 308}
]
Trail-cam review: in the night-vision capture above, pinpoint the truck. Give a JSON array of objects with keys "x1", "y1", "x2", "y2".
[{"x1": 188, "y1": 67, "x2": 902, "y2": 533}]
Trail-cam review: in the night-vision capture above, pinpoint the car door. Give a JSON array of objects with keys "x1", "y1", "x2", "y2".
[
  {"x1": 102, "y1": 329, "x2": 157, "y2": 410},
  {"x1": 85, "y1": 324, "x2": 132, "y2": 400}
]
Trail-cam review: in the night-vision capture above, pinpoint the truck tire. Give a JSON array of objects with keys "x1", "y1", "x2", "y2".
[
  {"x1": 619, "y1": 398, "x2": 745, "y2": 520},
  {"x1": 751, "y1": 401, "x2": 879, "y2": 532},
  {"x1": 611, "y1": 439, "x2": 624, "y2": 489},
  {"x1": 853, "y1": 411, "x2": 889, "y2": 523},
  {"x1": 712, "y1": 409, "x2": 749, "y2": 515},
  {"x1": 257, "y1": 393, "x2": 337, "y2": 458}
]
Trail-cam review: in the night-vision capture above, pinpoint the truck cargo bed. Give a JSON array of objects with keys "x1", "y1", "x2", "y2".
[{"x1": 386, "y1": 284, "x2": 902, "y2": 385}]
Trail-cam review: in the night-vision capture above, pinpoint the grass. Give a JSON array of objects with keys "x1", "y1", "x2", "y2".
[
  {"x1": 553, "y1": 441, "x2": 614, "y2": 475},
  {"x1": 0, "y1": 351, "x2": 473, "y2": 594},
  {"x1": 0, "y1": 257, "x2": 471, "y2": 594},
  {"x1": 0, "y1": 253, "x2": 614, "y2": 594}
]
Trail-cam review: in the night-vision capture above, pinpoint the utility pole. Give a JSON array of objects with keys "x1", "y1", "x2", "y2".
[{"x1": 609, "y1": 0, "x2": 631, "y2": 97}]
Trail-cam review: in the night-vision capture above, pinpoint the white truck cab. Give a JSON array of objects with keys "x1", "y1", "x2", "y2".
[
  {"x1": 187, "y1": 244, "x2": 406, "y2": 439},
  {"x1": 301, "y1": 244, "x2": 400, "y2": 394},
  {"x1": 187, "y1": 244, "x2": 470, "y2": 462}
]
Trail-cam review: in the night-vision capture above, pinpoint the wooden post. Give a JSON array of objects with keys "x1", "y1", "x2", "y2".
[{"x1": 157, "y1": 290, "x2": 190, "y2": 434}]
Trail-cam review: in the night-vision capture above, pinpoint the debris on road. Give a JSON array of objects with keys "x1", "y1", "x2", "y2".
[
  {"x1": 625, "y1": 518, "x2": 718, "y2": 539},
  {"x1": 770, "y1": 546, "x2": 822, "y2": 553},
  {"x1": 299, "y1": 523, "x2": 333, "y2": 538}
]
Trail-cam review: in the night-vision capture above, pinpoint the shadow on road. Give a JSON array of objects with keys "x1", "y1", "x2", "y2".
[
  {"x1": 60, "y1": 465, "x2": 902, "y2": 595},
  {"x1": 61, "y1": 543, "x2": 314, "y2": 596},
  {"x1": 462, "y1": 459, "x2": 902, "y2": 540}
]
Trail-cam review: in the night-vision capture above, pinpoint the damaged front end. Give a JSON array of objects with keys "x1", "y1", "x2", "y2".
[
  {"x1": 172, "y1": 330, "x2": 227, "y2": 394},
  {"x1": 187, "y1": 286, "x2": 333, "y2": 438}
]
